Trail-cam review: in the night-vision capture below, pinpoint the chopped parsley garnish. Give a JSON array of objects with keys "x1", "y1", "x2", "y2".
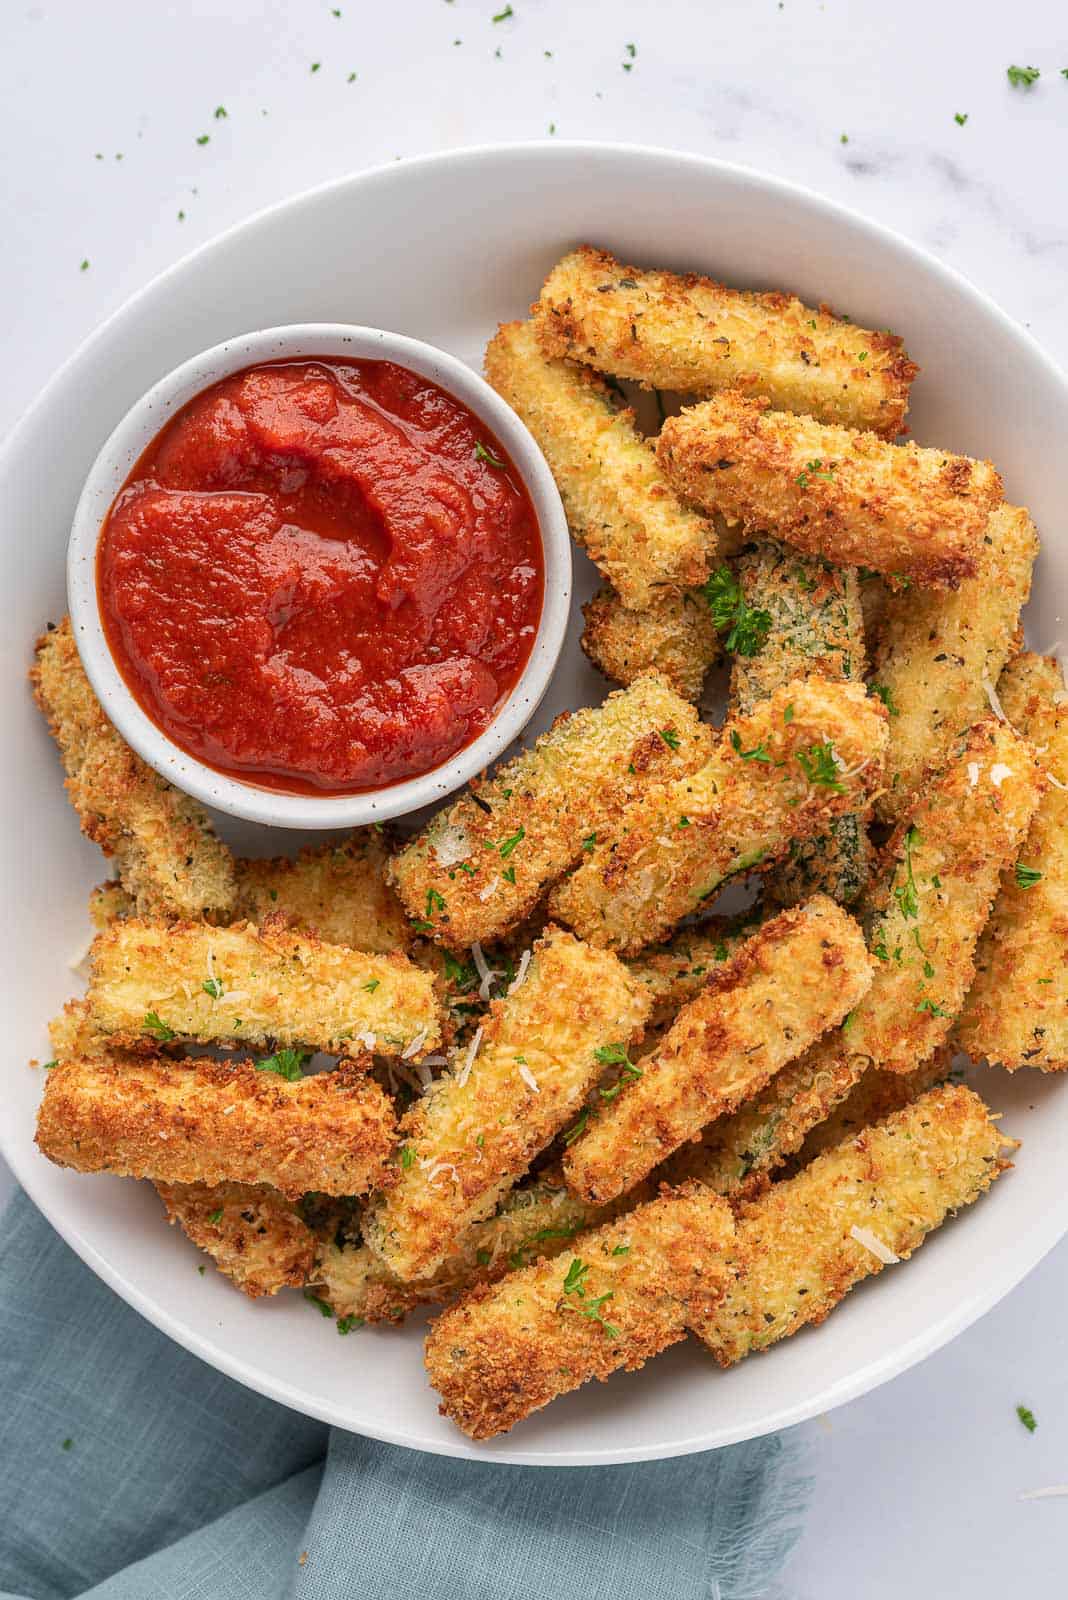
[
  {"x1": 336, "y1": 1314, "x2": 363, "y2": 1335},
  {"x1": 256, "y1": 1048, "x2": 306, "y2": 1081},
  {"x1": 202, "y1": 977, "x2": 224, "y2": 1000},
  {"x1": 303, "y1": 1289, "x2": 334, "y2": 1317},
  {"x1": 893, "y1": 824, "x2": 921, "y2": 920},
  {"x1": 559, "y1": 1257, "x2": 619, "y2": 1338},
  {"x1": 475, "y1": 1248, "x2": 492, "y2": 1266},
  {"x1": 701, "y1": 566, "x2": 772, "y2": 657},
  {"x1": 426, "y1": 888, "x2": 446, "y2": 918},
  {"x1": 196, "y1": 134, "x2": 210, "y2": 145},
  {"x1": 730, "y1": 729, "x2": 772, "y2": 763},
  {"x1": 502, "y1": 865, "x2": 516, "y2": 883},
  {"x1": 399, "y1": 1145, "x2": 415, "y2": 1169},
  {"x1": 659, "y1": 726, "x2": 681, "y2": 751},
  {"x1": 1017, "y1": 1404, "x2": 1037, "y2": 1432},
  {"x1": 1015, "y1": 863, "x2": 1043, "y2": 890},
  {"x1": 208, "y1": 1208, "x2": 224, "y2": 1224},
  {"x1": 474, "y1": 440, "x2": 506, "y2": 467},
  {"x1": 42, "y1": 1059, "x2": 57, "y2": 1071},
  {"x1": 62, "y1": 1438, "x2": 73, "y2": 1451},
  {"x1": 796, "y1": 458, "x2": 835, "y2": 488},
  {"x1": 784, "y1": 703, "x2": 794, "y2": 723},
  {"x1": 310, "y1": 61, "x2": 321, "y2": 72},
  {"x1": 498, "y1": 826, "x2": 525, "y2": 858},
  {"x1": 79, "y1": 259, "x2": 90, "y2": 272},
  {"x1": 214, "y1": 105, "x2": 228, "y2": 118},
  {"x1": 678, "y1": 815, "x2": 691, "y2": 828},
  {"x1": 1007, "y1": 65, "x2": 1040, "y2": 87},
  {"x1": 492, "y1": 2, "x2": 513, "y2": 17},
  {"x1": 443, "y1": 951, "x2": 477, "y2": 991},
  {"x1": 143, "y1": 1011, "x2": 176, "y2": 1042},
  {"x1": 562, "y1": 1109, "x2": 589, "y2": 1146},
  {"x1": 916, "y1": 998, "x2": 950, "y2": 1018},
  {"x1": 594, "y1": 1042, "x2": 630, "y2": 1065},
  {"x1": 954, "y1": 112, "x2": 968, "y2": 125},
  {"x1": 581, "y1": 832, "x2": 598, "y2": 852},
  {"x1": 796, "y1": 742, "x2": 845, "y2": 792},
  {"x1": 612, "y1": 1243, "x2": 631, "y2": 1255},
  {"x1": 870, "y1": 682, "x2": 900, "y2": 716},
  {"x1": 347, "y1": 71, "x2": 357, "y2": 81}
]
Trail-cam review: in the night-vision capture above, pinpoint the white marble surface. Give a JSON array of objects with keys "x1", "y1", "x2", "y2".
[{"x1": 4, "y1": 1, "x2": 1067, "y2": 1593}]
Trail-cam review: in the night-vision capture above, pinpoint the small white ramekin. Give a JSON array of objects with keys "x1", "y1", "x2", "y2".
[{"x1": 67, "y1": 324, "x2": 571, "y2": 828}]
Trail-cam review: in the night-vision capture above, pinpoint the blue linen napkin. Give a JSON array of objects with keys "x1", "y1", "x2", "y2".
[{"x1": 0, "y1": 1191, "x2": 809, "y2": 1600}]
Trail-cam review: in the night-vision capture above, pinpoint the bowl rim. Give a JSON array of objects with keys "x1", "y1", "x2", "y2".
[
  {"x1": 8, "y1": 139, "x2": 1068, "y2": 1466},
  {"x1": 65, "y1": 321, "x2": 573, "y2": 829}
]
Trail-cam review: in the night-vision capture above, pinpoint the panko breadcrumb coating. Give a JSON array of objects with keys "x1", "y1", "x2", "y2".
[
  {"x1": 562, "y1": 897, "x2": 872, "y2": 1204},
  {"x1": 36, "y1": 1055, "x2": 395, "y2": 1199},
  {"x1": 789, "y1": 1057, "x2": 949, "y2": 1169},
  {"x1": 872, "y1": 504, "x2": 1038, "y2": 824},
  {"x1": 314, "y1": 1173, "x2": 649, "y2": 1325},
  {"x1": 361, "y1": 927, "x2": 648, "y2": 1281},
  {"x1": 581, "y1": 587, "x2": 720, "y2": 702},
  {"x1": 532, "y1": 246, "x2": 917, "y2": 438},
  {"x1": 548, "y1": 677, "x2": 888, "y2": 954},
  {"x1": 729, "y1": 541, "x2": 871, "y2": 907},
  {"x1": 657, "y1": 392, "x2": 1002, "y2": 591},
  {"x1": 485, "y1": 320, "x2": 716, "y2": 607},
  {"x1": 853, "y1": 718, "x2": 1042, "y2": 1074},
  {"x1": 156, "y1": 1180, "x2": 316, "y2": 1297},
  {"x1": 624, "y1": 913, "x2": 763, "y2": 1026},
  {"x1": 957, "y1": 654, "x2": 1068, "y2": 1070},
  {"x1": 232, "y1": 835, "x2": 410, "y2": 952},
  {"x1": 389, "y1": 673, "x2": 711, "y2": 950},
  {"x1": 32, "y1": 618, "x2": 236, "y2": 918},
  {"x1": 691, "y1": 1083, "x2": 1012, "y2": 1365},
  {"x1": 425, "y1": 1184, "x2": 738, "y2": 1439},
  {"x1": 82, "y1": 918, "x2": 440, "y2": 1057}
]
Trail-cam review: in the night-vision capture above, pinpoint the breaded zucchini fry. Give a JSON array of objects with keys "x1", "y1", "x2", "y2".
[
  {"x1": 657, "y1": 393, "x2": 1002, "y2": 590},
  {"x1": 425, "y1": 1184, "x2": 737, "y2": 1439},
  {"x1": 156, "y1": 1181, "x2": 315, "y2": 1297},
  {"x1": 485, "y1": 320, "x2": 716, "y2": 606},
  {"x1": 790, "y1": 1057, "x2": 949, "y2": 1169},
  {"x1": 728, "y1": 542, "x2": 871, "y2": 906},
  {"x1": 233, "y1": 835, "x2": 409, "y2": 952},
  {"x1": 83, "y1": 918, "x2": 440, "y2": 1057},
  {"x1": 36, "y1": 1055, "x2": 395, "y2": 1199},
  {"x1": 314, "y1": 1173, "x2": 648, "y2": 1325},
  {"x1": 361, "y1": 928, "x2": 648, "y2": 1281},
  {"x1": 957, "y1": 655, "x2": 1068, "y2": 1070},
  {"x1": 659, "y1": 1032, "x2": 866, "y2": 1195},
  {"x1": 624, "y1": 913, "x2": 762, "y2": 1026},
  {"x1": 691, "y1": 1084, "x2": 1011, "y2": 1365},
  {"x1": 32, "y1": 618, "x2": 236, "y2": 919},
  {"x1": 854, "y1": 718, "x2": 1042, "y2": 1073},
  {"x1": 858, "y1": 568, "x2": 891, "y2": 658},
  {"x1": 532, "y1": 246, "x2": 917, "y2": 438},
  {"x1": 872, "y1": 504, "x2": 1038, "y2": 824},
  {"x1": 562, "y1": 897, "x2": 872, "y2": 1204},
  {"x1": 548, "y1": 677, "x2": 888, "y2": 953},
  {"x1": 581, "y1": 587, "x2": 720, "y2": 702},
  {"x1": 390, "y1": 674, "x2": 711, "y2": 949}
]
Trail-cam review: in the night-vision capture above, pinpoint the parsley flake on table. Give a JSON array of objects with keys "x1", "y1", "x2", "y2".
[
  {"x1": 79, "y1": 259, "x2": 90, "y2": 272},
  {"x1": 1007, "y1": 65, "x2": 1040, "y2": 87},
  {"x1": 303, "y1": 1289, "x2": 334, "y2": 1317},
  {"x1": 492, "y1": 3, "x2": 513, "y2": 19},
  {"x1": 196, "y1": 134, "x2": 210, "y2": 145},
  {"x1": 310, "y1": 61, "x2": 321, "y2": 72},
  {"x1": 954, "y1": 112, "x2": 968, "y2": 125},
  {"x1": 1017, "y1": 1404, "x2": 1038, "y2": 1432},
  {"x1": 214, "y1": 105, "x2": 228, "y2": 119}
]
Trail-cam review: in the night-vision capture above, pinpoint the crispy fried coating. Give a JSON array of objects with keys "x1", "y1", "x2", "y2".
[
  {"x1": 361, "y1": 928, "x2": 648, "y2": 1281},
  {"x1": 790, "y1": 1057, "x2": 949, "y2": 1169},
  {"x1": 83, "y1": 918, "x2": 440, "y2": 1057},
  {"x1": 731, "y1": 541, "x2": 871, "y2": 907},
  {"x1": 425, "y1": 1184, "x2": 737, "y2": 1439},
  {"x1": 31, "y1": 618, "x2": 236, "y2": 918},
  {"x1": 389, "y1": 674, "x2": 711, "y2": 950},
  {"x1": 156, "y1": 1180, "x2": 315, "y2": 1297},
  {"x1": 581, "y1": 587, "x2": 720, "y2": 702},
  {"x1": 36, "y1": 1055, "x2": 395, "y2": 1199},
  {"x1": 858, "y1": 568, "x2": 891, "y2": 658},
  {"x1": 624, "y1": 914, "x2": 763, "y2": 1027},
  {"x1": 957, "y1": 655, "x2": 1068, "y2": 1070},
  {"x1": 485, "y1": 320, "x2": 716, "y2": 606},
  {"x1": 532, "y1": 245, "x2": 917, "y2": 438},
  {"x1": 691, "y1": 1084, "x2": 1011, "y2": 1365},
  {"x1": 854, "y1": 718, "x2": 1042, "y2": 1073},
  {"x1": 314, "y1": 1173, "x2": 648, "y2": 1325},
  {"x1": 548, "y1": 677, "x2": 888, "y2": 953},
  {"x1": 873, "y1": 505, "x2": 1038, "y2": 824},
  {"x1": 562, "y1": 897, "x2": 872, "y2": 1204},
  {"x1": 657, "y1": 393, "x2": 1002, "y2": 590},
  {"x1": 659, "y1": 1032, "x2": 866, "y2": 1195},
  {"x1": 233, "y1": 835, "x2": 410, "y2": 952}
]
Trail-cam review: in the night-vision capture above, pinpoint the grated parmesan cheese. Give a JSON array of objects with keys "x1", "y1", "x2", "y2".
[
  {"x1": 1019, "y1": 1486, "x2": 1068, "y2": 1501},
  {"x1": 432, "y1": 824, "x2": 473, "y2": 869},
  {"x1": 849, "y1": 1224, "x2": 900, "y2": 1265},
  {"x1": 517, "y1": 1061, "x2": 540, "y2": 1094},
  {"x1": 477, "y1": 877, "x2": 500, "y2": 904},
  {"x1": 472, "y1": 942, "x2": 502, "y2": 1000},
  {"x1": 352, "y1": 1029, "x2": 377, "y2": 1051},
  {"x1": 507, "y1": 949, "x2": 532, "y2": 996},
  {"x1": 401, "y1": 1028, "x2": 429, "y2": 1061},
  {"x1": 990, "y1": 763, "x2": 1013, "y2": 789},
  {"x1": 967, "y1": 762, "x2": 980, "y2": 788},
  {"x1": 982, "y1": 675, "x2": 1008, "y2": 724},
  {"x1": 455, "y1": 1025, "x2": 483, "y2": 1088},
  {"x1": 68, "y1": 932, "x2": 94, "y2": 976}
]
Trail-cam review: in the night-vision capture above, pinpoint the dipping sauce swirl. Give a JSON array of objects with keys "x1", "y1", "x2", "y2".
[{"x1": 97, "y1": 357, "x2": 544, "y2": 794}]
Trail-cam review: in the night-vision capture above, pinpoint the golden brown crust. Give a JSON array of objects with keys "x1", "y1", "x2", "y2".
[
  {"x1": 425, "y1": 1184, "x2": 737, "y2": 1438},
  {"x1": 485, "y1": 320, "x2": 716, "y2": 606},
  {"x1": 389, "y1": 674, "x2": 712, "y2": 950},
  {"x1": 233, "y1": 835, "x2": 410, "y2": 952},
  {"x1": 532, "y1": 245, "x2": 917, "y2": 438},
  {"x1": 156, "y1": 1180, "x2": 316, "y2": 1297},
  {"x1": 548, "y1": 677, "x2": 888, "y2": 953},
  {"x1": 657, "y1": 393, "x2": 1001, "y2": 590},
  {"x1": 83, "y1": 917, "x2": 440, "y2": 1056},
  {"x1": 691, "y1": 1084, "x2": 1012, "y2": 1365},
  {"x1": 788, "y1": 1057, "x2": 949, "y2": 1169},
  {"x1": 361, "y1": 927, "x2": 649, "y2": 1281},
  {"x1": 581, "y1": 587, "x2": 720, "y2": 703},
  {"x1": 36, "y1": 1054, "x2": 396, "y2": 1198},
  {"x1": 957, "y1": 654, "x2": 1068, "y2": 1070},
  {"x1": 624, "y1": 914, "x2": 764, "y2": 1027},
  {"x1": 31, "y1": 618, "x2": 237, "y2": 918},
  {"x1": 873, "y1": 505, "x2": 1038, "y2": 824},
  {"x1": 562, "y1": 897, "x2": 872, "y2": 1203}
]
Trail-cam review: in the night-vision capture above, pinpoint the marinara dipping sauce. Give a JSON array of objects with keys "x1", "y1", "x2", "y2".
[{"x1": 97, "y1": 358, "x2": 544, "y2": 793}]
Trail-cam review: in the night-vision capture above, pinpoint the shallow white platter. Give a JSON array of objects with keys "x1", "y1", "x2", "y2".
[{"x1": 4, "y1": 142, "x2": 1067, "y2": 1466}]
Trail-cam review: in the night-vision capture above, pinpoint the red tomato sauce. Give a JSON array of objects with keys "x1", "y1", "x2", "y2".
[{"x1": 97, "y1": 358, "x2": 544, "y2": 793}]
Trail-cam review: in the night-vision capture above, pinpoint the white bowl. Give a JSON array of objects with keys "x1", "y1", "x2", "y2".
[
  {"x1": 5, "y1": 143, "x2": 1068, "y2": 1465},
  {"x1": 67, "y1": 323, "x2": 571, "y2": 829}
]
